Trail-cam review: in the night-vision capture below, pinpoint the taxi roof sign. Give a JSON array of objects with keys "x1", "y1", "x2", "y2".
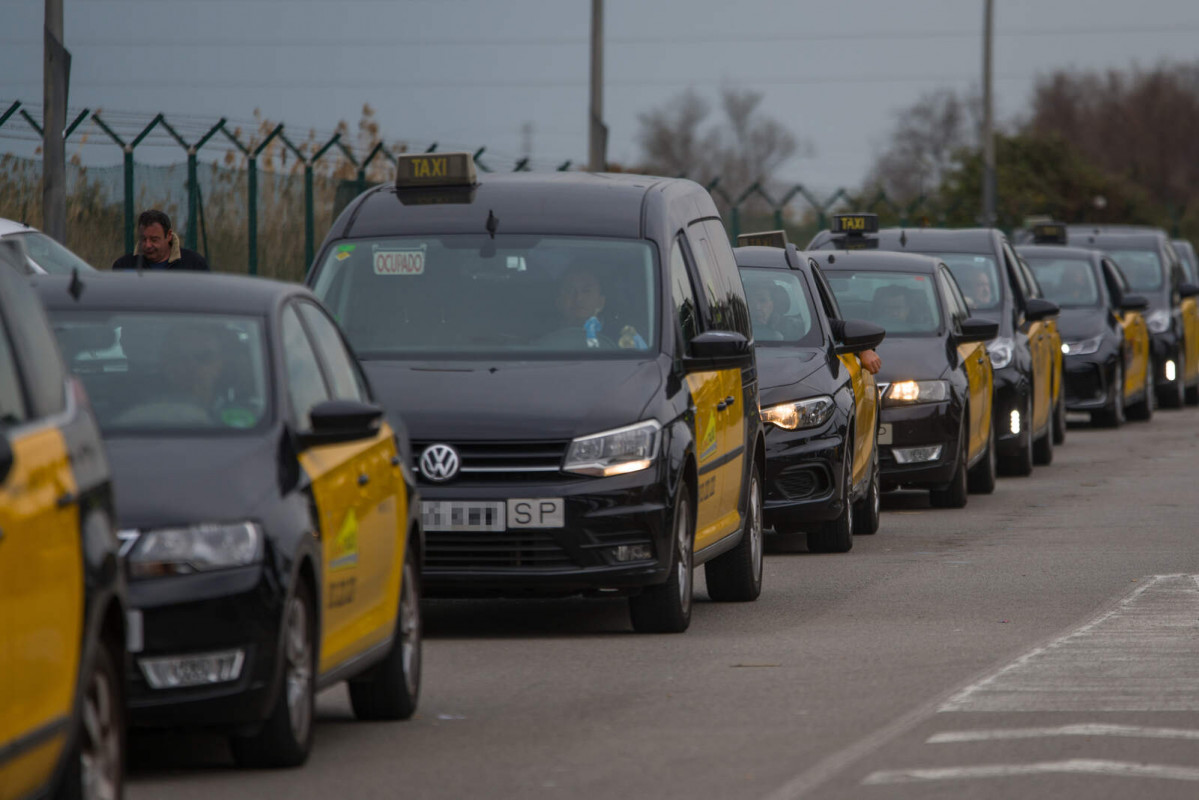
[
  {"x1": 831, "y1": 213, "x2": 879, "y2": 236},
  {"x1": 737, "y1": 230, "x2": 789, "y2": 249},
  {"x1": 1031, "y1": 222, "x2": 1068, "y2": 244},
  {"x1": 395, "y1": 152, "x2": 477, "y2": 189}
]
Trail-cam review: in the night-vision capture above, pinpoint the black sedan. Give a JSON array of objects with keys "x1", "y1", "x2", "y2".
[
  {"x1": 735, "y1": 243, "x2": 885, "y2": 553},
  {"x1": 35, "y1": 272, "x2": 422, "y2": 768}
]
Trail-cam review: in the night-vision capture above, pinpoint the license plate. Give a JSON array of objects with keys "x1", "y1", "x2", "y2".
[
  {"x1": 422, "y1": 501, "x2": 505, "y2": 532},
  {"x1": 506, "y1": 498, "x2": 565, "y2": 529},
  {"x1": 878, "y1": 423, "x2": 893, "y2": 445}
]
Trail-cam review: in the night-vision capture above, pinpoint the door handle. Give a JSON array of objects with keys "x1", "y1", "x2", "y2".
[
  {"x1": 717, "y1": 396, "x2": 735, "y2": 411},
  {"x1": 56, "y1": 492, "x2": 77, "y2": 509},
  {"x1": 357, "y1": 473, "x2": 370, "y2": 487},
  {"x1": 391, "y1": 455, "x2": 401, "y2": 467}
]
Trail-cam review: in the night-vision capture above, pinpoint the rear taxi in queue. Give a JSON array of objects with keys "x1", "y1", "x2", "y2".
[
  {"x1": 0, "y1": 255, "x2": 127, "y2": 800},
  {"x1": 813, "y1": 241, "x2": 999, "y2": 506},
  {"x1": 811, "y1": 216, "x2": 1063, "y2": 476},
  {"x1": 1018, "y1": 234, "x2": 1154, "y2": 427},
  {"x1": 308, "y1": 153, "x2": 766, "y2": 634},
  {"x1": 35, "y1": 272, "x2": 422, "y2": 768},
  {"x1": 734, "y1": 233, "x2": 885, "y2": 553}
]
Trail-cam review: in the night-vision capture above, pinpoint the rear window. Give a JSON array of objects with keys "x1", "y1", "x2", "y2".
[{"x1": 826, "y1": 271, "x2": 942, "y2": 336}]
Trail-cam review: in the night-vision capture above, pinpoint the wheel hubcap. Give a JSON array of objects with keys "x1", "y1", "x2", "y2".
[
  {"x1": 284, "y1": 596, "x2": 313, "y2": 743},
  {"x1": 749, "y1": 476, "x2": 763, "y2": 583},
  {"x1": 676, "y1": 501, "x2": 692, "y2": 612},
  {"x1": 80, "y1": 659, "x2": 119, "y2": 800},
  {"x1": 400, "y1": 562, "x2": 421, "y2": 696}
]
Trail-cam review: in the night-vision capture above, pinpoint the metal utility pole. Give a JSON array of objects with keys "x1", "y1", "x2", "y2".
[
  {"x1": 587, "y1": 0, "x2": 607, "y2": 172},
  {"x1": 981, "y1": 0, "x2": 996, "y2": 227},
  {"x1": 43, "y1": 0, "x2": 69, "y2": 242}
]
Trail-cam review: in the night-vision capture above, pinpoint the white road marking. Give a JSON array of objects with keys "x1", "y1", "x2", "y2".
[
  {"x1": 863, "y1": 759, "x2": 1199, "y2": 785},
  {"x1": 928, "y1": 723, "x2": 1199, "y2": 744},
  {"x1": 941, "y1": 574, "x2": 1199, "y2": 712}
]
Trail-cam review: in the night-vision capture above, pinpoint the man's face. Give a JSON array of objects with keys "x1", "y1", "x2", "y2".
[
  {"x1": 748, "y1": 287, "x2": 774, "y2": 325},
  {"x1": 557, "y1": 272, "x2": 605, "y2": 325},
  {"x1": 139, "y1": 222, "x2": 170, "y2": 263},
  {"x1": 970, "y1": 274, "x2": 993, "y2": 304}
]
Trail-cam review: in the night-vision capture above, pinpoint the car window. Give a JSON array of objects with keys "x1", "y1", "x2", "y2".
[
  {"x1": 740, "y1": 267, "x2": 821, "y2": 346},
  {"x1": 1024, "y1": 255, "x2": 1103, "y2": 309},
  {"x1": 0, "y1": 310, "x2": 27, "y2": 427},
  {"x1": 703, "y1": 220, "x2": 752, "y2": 337},
  {"x1": 808, "y1": 262, "x2": 844, "y2": 320},
  {"x1": 1018, "y1": 258, "x2": 1044, "y2": 300},
  {"x1": 826, "y1": 271, "x2": 942, "y2": 336},
  {"x1": 2, "y1": 278, "x2": 66, "y2": 418},
  {"x1": 10, "y1": 231, "x2": 96, "y2": 274},
  {"x1": 1103, "y1": 259, "x2": 1130, "y2": 300},
  {"x1": 925, "y1": 252, "x2": 1002, "y2": 312},
  {"x1": 296, "y1": 302, "x2": 366, "y2": 402},
  {"x1": 281, "y1": 305, "x2": 331, "y2": 428},
  {"x1": 1106, "y1": 248, "x2": 1165, "y2": 292},
  {"x1": 936, "y1": 268, "x2": 968, "y2": 327},
  {"x1": 670, "y1": 239, "x2": 700, "y2": 355},
  {"x1": 685, "y1": 223, "x2": 733, "y2": 332}
]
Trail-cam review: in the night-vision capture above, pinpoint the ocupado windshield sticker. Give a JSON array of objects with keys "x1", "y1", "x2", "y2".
[{"x1": 373, "y1": 244, "x2": 426, "y2": 276}]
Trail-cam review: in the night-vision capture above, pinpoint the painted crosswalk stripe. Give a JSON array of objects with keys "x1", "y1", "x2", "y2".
[
  {"x1": 863, "y1": 760, "x2": 1199, "y2": 785},
  {"x1": 928, "y1": 724, "x2": 1199, "y2": 744}
]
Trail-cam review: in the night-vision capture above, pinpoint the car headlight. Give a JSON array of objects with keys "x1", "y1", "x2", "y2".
[
  {"x1": 986, "y1": 337, "x2": 1014, "y2": 370},
  {"x1": 127, "y1": 522, "x2": 263, "y2": 579},
  {"x1": 564, "y1": 420, "x2": 661, "y2": 477},
  {"x1": 760, "y1": 396, "x2": 836, "y2": 431},
  {"x1": 884, "y1": 380, "x2": 950, "y2": 407},
  {"x1": 1062, "y1": 335, "x2": 1103, "y2": 356},
  {"x1": 1146, "y1": 309, "x2": 1171, "y2": 334}
]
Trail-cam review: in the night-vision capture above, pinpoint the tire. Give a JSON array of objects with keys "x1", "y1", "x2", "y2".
[
  {"x1": 629, "y1": 485, "x2": 693, "y2": 633},
  {"x1": 230, "y1": 582, "x2": 316, "y2": 768},
  {"x1": 55, "y1": 640, "x2": 124, "y2": 800},
  {"x1": 852, "y1": 445, "x2": 881, "y2": 535},
  {"x1": 1052, "y1": 385, "x2": 1067, "y2": 445},
  {"x1": 349, "y1": 544, "x2": 421, "y2": 721},
  {"x1": 1093, "y1": 362, "x2": 1125, "y2": 428},
  {"x1": 706, "y1": 468, "x2": 764, "y2": 601},
  {"x1": 1187, "y1": 383, "x2": 1199, "y2": 406},
  {"x1": 1033, "y1": 418, "x2": 1054, "y2": 466},
  {"x1": 967, "y1": 418, "x2": 997, "y2": 495},
  {"x1": 1127, "y1": 360, "x2": 1155, "y2": 422},
  {"x1": 929, "y1": 427, "x2": 968, "y2": 509},
  {"x1": 808, "y1": 450, "x2": 854, "y2": 553},
  {"x1": 998, "y1": 393, "x2": 1034, "y2": 477}
]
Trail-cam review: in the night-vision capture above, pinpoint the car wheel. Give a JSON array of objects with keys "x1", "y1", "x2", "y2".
[
  {"x1": 999, "y1": 393, "x2": 1034, "y2": 477},
  {"x1": 808, "y1": 451, "x2": 854, "y2": 553},
  {"x1": 1094, "y1": 362, "x2": 1125, "y2": 427},
  {"x1": 967, "y1": 416, "x2": 997, "y2": 494},
  {"x1": 853, "y1": 445, "x2": 881, "y2": 535},
  {"x1": 55, "y1": 639, "x2": 124, "y2": 800},
  {"x1": 1052, "y1": 384, "x2": 1067, "y2": 444},
  {"x1": 1187, "y1": 382, "x2": 1199, "y2": 405},
  {"x1": 930, "y1": 426, "x2": 968, "y2": 509},
  {"x1": 629, "y1": 484, "x2": 693, "y2": 633},
  {"x1": 1127, "y1": 361, "x2": 1155, "y2": 421},
  {"x1": 1033, "y1": 411, "x2": 1054, "y2": 466},
  {"x1": 349, "y1": 543, "x2": 422, "y2": 721},
  {"x1": 706, "y1": 467, "x2": 764, "y2": 601},
  {"x1": 230, "y1": 582, "x2": 315, "y2": 768}
]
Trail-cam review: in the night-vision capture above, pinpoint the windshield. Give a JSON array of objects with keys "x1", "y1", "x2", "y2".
[
  {"x1": 825, "y1": 271, "x2": 942, "y2": 336},
  {"x1": 924, "y1": 252, "x2": 1002, "y2": 312},
  {"x1": 1024, "y1": 256, "x2": 1102, "y2": 308},
  {"x1": 48, "y1": 311, "x2": 271, "y2": 435},
  {"x1": 740, "y1": 268, "x2": 822, "y2": 347},
  {"x1": 312, "y1": 235, "x2": 658, "y2": 359},
  {"x1": 1106, "y1": 248, "x2": 1164, "y2": 292},
  {"x1": 9, "y1": 231, "x2": 96, "y2": 274},
  {"x1": 1176, "y1": 243, "x2": 1198, "y2": 282}
]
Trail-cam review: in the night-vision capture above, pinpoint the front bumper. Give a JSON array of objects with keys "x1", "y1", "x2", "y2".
[
  {"x1": 1063, "y1": 352, "x2": 1117, "y2": 411},
  {"x1": 125, "y1": 564, "x2": 283, "y2": 731},
  {"x1": 761, "y1": 424, "x2": 844, "y2": 533},
  {"x1": 1151, "y1": 331, "x2": 1182, "y2": 391},
  {"x1": 878, "y1": 401, "x2": 960, "y2": 490},
  {"x1": 992, "y1": 366, "x2": 1031, "y2": 457}
]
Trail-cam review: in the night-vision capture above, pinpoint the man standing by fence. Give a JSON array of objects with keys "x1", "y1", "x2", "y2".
[{"x1": 112, "y1": 210, "x2": 209, "y2": 271}]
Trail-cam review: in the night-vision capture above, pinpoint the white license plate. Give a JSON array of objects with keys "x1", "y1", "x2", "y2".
[
  {"x1": 422, "y1": 501, "x2": 505, "y2": 532},
  {"x1": 878, "y1": 423, "x2": 893, "y2": 445},
  {"x1": 506, "y1": 498, "x2": 565, "y2": 529}
]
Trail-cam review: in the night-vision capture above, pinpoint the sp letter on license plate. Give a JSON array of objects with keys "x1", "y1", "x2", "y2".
[{"x1": 506, "y1": 498, "x2": 564, "y2": 529}]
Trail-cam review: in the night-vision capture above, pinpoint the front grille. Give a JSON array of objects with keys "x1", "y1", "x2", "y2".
[
  {"x1": 413, "y1": 440, "x2": 570, "y2": 484},
  {"x1": 774, "y1": 466, "x2": 830, "y2": 500},
  {"x1": 425, "y1": 530, "x2": 576, "y2": 570},
  {"x1": 1065, "y1": 366, "x2": 1103, "y2": 403}
]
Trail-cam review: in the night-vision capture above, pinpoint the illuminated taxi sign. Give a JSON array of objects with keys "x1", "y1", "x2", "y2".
[
  {"x1": 831, "y1": 213, "x2": 879, "y2": 236},
  {"x1": 395, "y1": 152, "x2": 477, "y2": 189},
  {"x1": 1032, "y1": 223, "x2": 1068, "y2": 244},
  {"x1": 736, "y1": 230, "x2": 789, "y2": 248}
]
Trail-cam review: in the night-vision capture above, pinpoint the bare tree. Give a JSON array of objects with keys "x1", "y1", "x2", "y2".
[{"x1": 864, "y1": 88, "x2": 980, "y2": 202}]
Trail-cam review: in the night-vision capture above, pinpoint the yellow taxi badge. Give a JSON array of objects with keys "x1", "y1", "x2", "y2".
[
  {"x1": 395, "y1": 152, "x2": 477, "y2": 188},
  {"x1": 330, "y1": 508, "x2": 360, "y2": 571},
  {"x1": 700, "y1": 412, "x2": 718, "y2": 461},
  {"x1": 832, "y1": 213, "x2": 880, "y2": 235},
  {"x1": 737, "y1": 230, "x2": 789, "y2": 249}
]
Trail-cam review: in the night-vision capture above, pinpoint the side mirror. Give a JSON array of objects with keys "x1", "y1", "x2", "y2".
[
  {"x1": 1119, "y1": 293, "x2": 1150, "y2": 312},
  {"x1": 0, "y1": 434, "x2": 13, "y2": 484},
  {"x1": 958, "y1": 317, "x2": 1000, "y2": 343},
  {"x1": 834, "y1": 319, "x2": 885, "y2": 354},
  {"x1": 1024, "y1": 297, "x2": 1060, "y2": 322},
  {"x1": 298, "y1": 399, "x2": 384, "y2": 448},
  {"x1": 683, "y1": 331, "x2": 753, "y2": 371},
  {"x1": 1180, "y1": 283, "x2": 1199, "y2": 299}
]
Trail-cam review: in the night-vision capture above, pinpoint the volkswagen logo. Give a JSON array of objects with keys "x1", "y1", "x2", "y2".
[{"x1": 420, "y1": 444, "x2": 461, "y2": 482}]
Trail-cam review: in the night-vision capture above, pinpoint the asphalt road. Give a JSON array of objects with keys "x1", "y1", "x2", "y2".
[{"x1": 129, "y1": 406, "x2": 1199, "y2": 800}]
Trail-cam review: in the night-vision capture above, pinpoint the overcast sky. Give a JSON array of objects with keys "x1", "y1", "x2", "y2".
[{"x1": 3, "y1": 0, "x2": 1199, "y2": 191}]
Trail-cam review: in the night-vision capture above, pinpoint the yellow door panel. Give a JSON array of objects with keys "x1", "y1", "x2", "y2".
[
  {"x1": 958, "y1": 342, "x2": 992, "y2": 459},
  {"x1": 1027, "y1": 321, "x2": 1052, "y2": 433},
  {"x1": 685, "y1": 371, "x2": 732, "y2": 551},
  {"x1": 1121, "y1": 312, "x2": 1152, "y2": 399},
  {"x1": 0, "y1": 426, "x2": 81, "y2": 792},
  {"x1": 1183, "y1": 298, "x2": 1199, "y2": 382},
  {"x1": 838, "y1": 354, "x2": 877, "y2": 488},
  {"x1": 0, "y1": 735, "x2": 67, "y2": 800},
  {"x1": 715, "y1": 367, "x2": 745, "y2": 536}
]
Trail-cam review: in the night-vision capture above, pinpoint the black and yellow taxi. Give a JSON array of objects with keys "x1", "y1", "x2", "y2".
[
  {"x1": 811, "y1": 216, "x2": 1063, "y2": 476},
  {"x1": 308, "y1": 153, "x2": 766, "y2": 634},
  {"x1": 733, "y1": 232, "x2": 885, "y2": 552},
  {"x1": 811, "y1": 239, "x2": 999, "y2": 507},
  {"x1": 0, "y1": 254, "x2": 127, "y2": 800},
  {"x1": 1018, "y1": 232, "x2": 1154, "y2": 427},
  {"x1": 1066, "y1": 226, "x2": 1199, "y2": 408},
  {"x1": 34, "y1": 271, "x2": 422, "y2": 768}
]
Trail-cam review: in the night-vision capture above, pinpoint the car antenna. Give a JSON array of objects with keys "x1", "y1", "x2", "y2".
[
  {"x1": 486, "y1": 209, "x2": 499, "y2": 239},
  {"x1": 899, "y1": 230, "x2": 908, "y2": 247},
  {"x1": 68, "y1": 267, "x2": 85, "y2": 301}
]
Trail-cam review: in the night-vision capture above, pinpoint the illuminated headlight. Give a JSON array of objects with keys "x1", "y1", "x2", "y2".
[
  {"x1": 564, "y1": 420, "x2": 661, "y2": 477},
  {"x1": 1146, "y1": 309, "x2": 1171, "y2": 334},
  {"x1": 1166, "y1": 359, "x2": 1177, "y2": 382},
  {"x1": 987, "y1": 337, "x2": 1015, "y2": 370},
  {"x1": 884, "y1": 380, "x2": 949, "y2": 407},
  {"x1": 139, "y1": 649, "x2": 245, "y2": 689},
  {"x1": 760, "y1": 396, "x2": 836, "y2": 430},
  {"x1": 127, "y1": 522, "x2": 263, "y2": 579},
  {"x1": 892, "y1": 445, "x2": 942, "y2": 464},
  {"x1": 1062, "y1": 335, "x2": 1102, "y2": 356},
  {"x1": 1010, "y1": 409, "x2": 1022, "y2": 435}
]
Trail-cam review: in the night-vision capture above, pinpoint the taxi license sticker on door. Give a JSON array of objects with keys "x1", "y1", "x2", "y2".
[{"x1": 421, "y1": 499, "x2": 565, "y2": 531}]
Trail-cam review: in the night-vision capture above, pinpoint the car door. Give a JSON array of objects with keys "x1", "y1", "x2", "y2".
[
  {"x1": 1166, "y1": 242, "x2": 1199, "y2": 385},
  {"x1": 1104, "y1": 259, "x2": 1150, "y2": 399},
  {"x1": 1004, "y1": 243, "x2": 1051, "y2": 433},
  {"x1": 1020, "y1": 256, "x2": 1063, "y2": 415},
  {"x1": 940, "y1": 267, "x2": 991, "y2": 459},
  {"x1": 282, "y1": 303, "x2": 399, "y2": 674}
]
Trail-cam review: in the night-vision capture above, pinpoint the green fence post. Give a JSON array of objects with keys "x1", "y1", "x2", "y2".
[
  {"x1": 0, "y1": 101, "x2": 19, "y2": 130},
  {"x1": 184, "y1": 119, "x2": 227, "y2": 252},
  {"x1": 218, "y1": 126, "x2": 250, "y2": 272},
  {"x1": 246, "y1": 124, "x2": 284, "y2": 276},
  {"x1": 557, "y1": 160, "x2": 572, "y2": 171},
  {"x1": 473, "y1": 147, "x2": 491, "y2": 173},
  {"x1": 89, "y1": 113, "x2": 135, "y2": 252}
]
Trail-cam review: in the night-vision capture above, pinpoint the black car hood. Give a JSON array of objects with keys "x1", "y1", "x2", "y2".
[
  {"x1": 755, "y1": 347, "x2": 825, "y2": 392},
  {"x1": 105, "y1": 433, "x2": 281, "y2": 529},
  {"x1": 1055, "y1": 307, "x2": 1107, "y2": 341},
  {"x1": 876, "y1": 336, "x2": 949, "y2": 384},
  {"x1": 362, "y1": 358, "x2": 665, "y2": 440}
]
